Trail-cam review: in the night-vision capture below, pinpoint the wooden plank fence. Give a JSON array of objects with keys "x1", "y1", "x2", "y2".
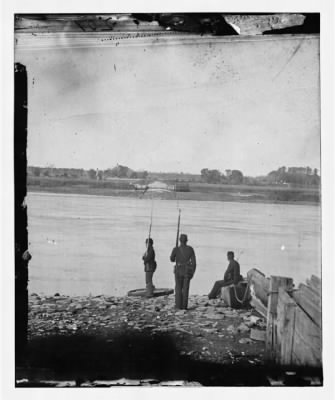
[
  {"x1": 265, "y1": 276, "x2": 293, "y2": 361},
  {"x1": 247, "y1": 268, "x2": 269, "y2": 318},
  {"x1": 276, "y1": 287, "x2": 297, "y2": 365},
  {"x1": 291, "y1": 305, "x2": 322, "y2": 366},
  {"x1": 248, "y1": 270, "x2": 322, "y2": 367}
]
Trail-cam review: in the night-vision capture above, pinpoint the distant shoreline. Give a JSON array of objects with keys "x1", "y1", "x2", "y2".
[{"x1": 27, "y1": 185, "x2": 320, "y2": 206}]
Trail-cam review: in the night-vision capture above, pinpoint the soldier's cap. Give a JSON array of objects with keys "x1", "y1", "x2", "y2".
[
  {"x1": 146, "y1": 238, "x2": 153, "y2": 245},
  {"x1": 179, "y1": 234, "x2": 188, "y2": 242}
]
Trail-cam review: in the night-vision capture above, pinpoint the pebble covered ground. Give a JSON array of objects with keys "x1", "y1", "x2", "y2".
[
  {"x1": 28, "y1": 292, "x2": 266, "y2": 367},
  {"x1": 18, "y1": 293, "x2": 321, "y2": 386}
]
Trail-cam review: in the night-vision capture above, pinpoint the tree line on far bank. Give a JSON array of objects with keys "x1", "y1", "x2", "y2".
[
  {"x1": 28, "y1": 164, "x2": 320, "y2": 187},
  {"x1": 200, "y1": 166, "x2": 320, "y2": 187}
]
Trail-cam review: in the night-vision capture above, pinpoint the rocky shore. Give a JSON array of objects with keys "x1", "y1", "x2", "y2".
[
  {"x1": 18, "y1": 292, "x2": 321, "y2": 386},
  {"x1": 26, "y1": 293, "x2": 266, "y2": 378},
  {"x1": 29, "y1": 293, "x2": 266, "y2": 346}
]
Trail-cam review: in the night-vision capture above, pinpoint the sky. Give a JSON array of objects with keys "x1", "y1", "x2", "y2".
[{"x1": 15, "y1": 34, "x2": 320, "y2": 176}]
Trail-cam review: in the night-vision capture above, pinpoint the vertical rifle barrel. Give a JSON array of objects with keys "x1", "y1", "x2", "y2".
[
  {"x1": 146, "y1": 198, "x2": 153, "y2": 253},
  {"x1": 175, "y1": 209, "x2": 181, "y2": 248}
]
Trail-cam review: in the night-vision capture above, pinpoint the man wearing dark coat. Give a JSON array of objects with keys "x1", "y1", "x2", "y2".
[
  {"x1": 142, "y1": 238, "x2": 157, "y2": 297},
  {"x1": 170, "y1": 234, "x2": 196, "y2": 310},
  {"x1": 208, "y1": 251, "x2": 242, "y2": 299}
]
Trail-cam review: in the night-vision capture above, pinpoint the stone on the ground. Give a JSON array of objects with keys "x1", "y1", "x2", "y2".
[
  {"x1": 237, "y1": 323, "x2": 250, "y2": 333},
  {"x1": 239, "y1": 338, "x2": 253, "y2": 344},
  {"x1": 250, "y1": 328, "x2": 266, "y2": 341}
]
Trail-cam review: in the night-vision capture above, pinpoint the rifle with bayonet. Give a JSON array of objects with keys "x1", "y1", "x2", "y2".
[
  {"x1": 175, "y1": 208, "x2": 181, "y2": 248},
  {"x1": 145, "y1": 203, "x2": 153, "y2": 255}
]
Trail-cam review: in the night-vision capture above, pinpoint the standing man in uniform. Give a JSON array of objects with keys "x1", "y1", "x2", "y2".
[
  {"x1": 208, "y1": 250, "x2": 242, "y2": 299},
  {"x1": 170, "y1": 234, "x2": 196, "y2": 310},
  {"x1": 142, "y1": 238, "x2": 157, "y2": 297}
]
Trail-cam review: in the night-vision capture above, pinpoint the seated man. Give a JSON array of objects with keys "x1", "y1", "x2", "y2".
[{"x1": 208, "y1": 251, "x2": 243, "y2": 299}]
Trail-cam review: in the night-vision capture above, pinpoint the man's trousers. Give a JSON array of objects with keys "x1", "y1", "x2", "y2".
[
  {"x1": 174, "y1": 265, "x2": 193, "y2": 309},
  {"x1": 208, "y1": 279, "x2": 230, "y2": 299},
  {"x1": 145, "y1": 271, "x2": 155, "y2": 297}
]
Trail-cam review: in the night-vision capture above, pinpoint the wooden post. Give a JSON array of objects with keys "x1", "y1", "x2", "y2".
[
  {"x1": 265, "y1": 276, "x2": 293, "y2": 361},
  {"x1": 277, "y1": 287, "x2": 297, "y2": 365}
]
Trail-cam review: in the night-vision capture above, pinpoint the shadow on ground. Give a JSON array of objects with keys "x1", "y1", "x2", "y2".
[{"x1": 16, "y1": 332, "x2": 322, "y2": 386}]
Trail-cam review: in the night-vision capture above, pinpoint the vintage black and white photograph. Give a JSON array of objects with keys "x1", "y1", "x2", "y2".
[{"x1": 12, "y1": 10, "x2": 326, "y2": 388}]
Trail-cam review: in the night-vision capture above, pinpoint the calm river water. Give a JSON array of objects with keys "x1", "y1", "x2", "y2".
[{"x1": 27, "y1": 192, "x2": 321, "y2": 296}]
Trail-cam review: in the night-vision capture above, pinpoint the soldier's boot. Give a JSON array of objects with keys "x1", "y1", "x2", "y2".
[{"x1": 146, "y1": 283, "x2": 154, "y2": 298}]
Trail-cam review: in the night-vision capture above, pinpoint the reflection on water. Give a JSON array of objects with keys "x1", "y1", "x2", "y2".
[{"x1": 27, "y1": 192, "x2": 321, "y2": 296}]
